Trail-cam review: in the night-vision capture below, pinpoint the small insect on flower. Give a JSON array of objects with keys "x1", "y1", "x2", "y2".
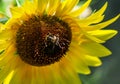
[
  {"x1": 0, "y1": 0, "x2": 119, "y2": 84},
  {"x1": 44, "y1": 33, "x2": 62, "y2": 54},
  {"x1": 45, "y1": 33, "x2": 61, "y2": 48}
]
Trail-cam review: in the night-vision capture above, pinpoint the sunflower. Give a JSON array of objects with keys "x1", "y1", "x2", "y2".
[{"x1": 0, "y1": 0, "x2": 119, "y2": 84}]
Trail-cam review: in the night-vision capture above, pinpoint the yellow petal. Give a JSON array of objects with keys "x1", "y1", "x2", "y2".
[
  {"x1": 79, "y1": 2, "x2": 108, "y2": 25},
  {"x1": 88, "y1": 30, "x2": 118, "y2": 41},
  {"x1": 0, "y1": 52, "x2": 17, "y2": 84},
  {"x1": 4, "y1": 18, "x2": 20, "y2": 30},
  {"x1": 85, "y1": 55, "x2": 102, "y2": 66},
  {"x1": 36, "y1": 66, "x2": 57, "y2": 84},
  {"x1": 86, "y1": 2, "x2": 107, "y2": 19},
  {"x1": 83, "y1": 14, "x2": 120, "y2": 31},
  {"x1": 0, "y1": 66, "x2": 13, "y2": 83},
  {"x1": 33, "y1": 67, "x2": 45, "y2": 84},
  {"x1": 73, "y1": 60, "x2": 91, "y2": 75},
  {"x1": 0, "y1": 29, "x2": 12, "y2": 41},
  {"x1": 10, "y1": 7, "x2": 23, "y2": 18},
  {"x1": 70, "y1": 0, "x2": 92, "y2": 17},
  {"x1": 9, "y1": 65, "x2": 33, "y2": 84},
  {"x1": 47, "y1": 0, "x2": 60, "y2": 15},
  {"x1": 0, "y1": 29, "x2": 12, "y2": 52},
  {"x1": 9, "y1": 68, "x2": 25, "y2": 84},
  {"x1": 68, "y1": 42, "x2": 91, "y2": 74},
  {"x1": 92, "y1": 2, "x2": 108, "y2": 17},
  {"x1": 55, "y1": 2, "x2": 63, "y2": 16},
  {"x1": 35, "y1": 0, "x2": 48, "y2": 14},
  {"x1": 61, "y1": 0, "x2": 79, "y2": 15},
  {"x1": 68, "y1": 55, "x2": 91, "y2": 75},
  {"x1": 80, "y1": 41, "x2": 111, "y2": 57},
  {"x1": 52, "y1": 58, "x2": 82, "y2": 84},
  {"x1": 79, "y1": 15, "x2": 105, "y2": 26},
  {"x1": 0, "y1": 40, "x2": 10, "y2": 52},
  {"x1": 0, "y1": 44, "x2": 16, "y2": 66},
  {"x1": 4, "y1": 71, "x2": 14, "y2": 84},
  {"x1": 22, "y1": 0, "x2": 36, "y2": 15},
  {"x1": 83, "y1": 31, "x2": 105, "y2": 43}
]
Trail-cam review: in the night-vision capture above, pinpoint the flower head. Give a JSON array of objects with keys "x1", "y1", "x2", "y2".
[{"x1": 0, "y1": 0, "x2": 119, "y2": 84}]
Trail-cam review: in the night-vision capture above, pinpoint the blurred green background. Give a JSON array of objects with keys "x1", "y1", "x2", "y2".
[{"x1": 0, "y1": 0, "x2": 120, "y2": 84}]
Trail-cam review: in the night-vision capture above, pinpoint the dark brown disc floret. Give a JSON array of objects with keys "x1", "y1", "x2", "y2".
[{"x1": 16, "y1": 15, "x2": 72, "y2": 66}]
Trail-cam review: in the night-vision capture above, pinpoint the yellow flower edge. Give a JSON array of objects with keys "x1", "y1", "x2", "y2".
[{"x1": 0, "y1": 0, "x2": 119, "y2": 84}]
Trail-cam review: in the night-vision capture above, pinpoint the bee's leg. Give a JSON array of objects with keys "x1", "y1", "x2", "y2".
[{"x1": 45, "y1": 42, "x2": 47, "y2": 47}]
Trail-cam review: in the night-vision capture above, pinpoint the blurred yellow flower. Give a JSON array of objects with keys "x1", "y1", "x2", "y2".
[{"x1": 0, "y1": 0, "x2": 119, "y2": 84}]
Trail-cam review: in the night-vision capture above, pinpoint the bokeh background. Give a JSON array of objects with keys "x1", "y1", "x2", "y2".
[{"x1": 0, "y1": 0, "x2": 120, "y2": 84}]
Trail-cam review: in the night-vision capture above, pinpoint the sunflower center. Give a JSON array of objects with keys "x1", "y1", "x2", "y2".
[{"x1": 16, "y1": 15, "x2": 72, "y2": 66}]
